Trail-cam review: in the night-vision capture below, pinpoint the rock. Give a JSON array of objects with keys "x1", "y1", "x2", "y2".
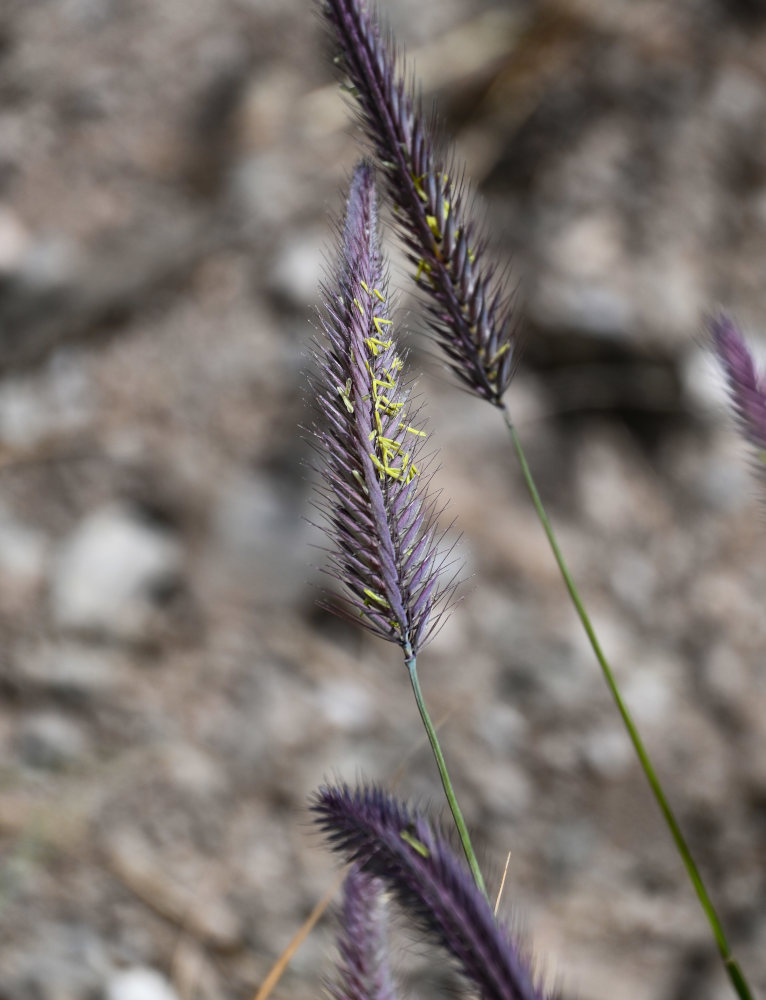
[
  {"x1": 2, "y1": 924, "x2": 107, "y2": 1000},
  {"x1": 209, "y1": 471, "x2": 308, "y2": 606},
  {"x1": 582, "y1": 724, "x2": 633, "y2": 781},
  {"x1": 473, "y1": 757, "x2": 532, "y2": 819},
  {"x1": 17, "y1": 712, "x2": 90, "y2": 769},
  {"x1": 0, "y1": 350, "x2": 94, "y2": 449},
  {"x1": 269, "y1": 229, "x2": 326, "y2": 309},
  {"x1": 13, "y1": 641, "x2": 127, "y2": 701},
  {"x1": 313, "y1": 677, "x2": 377, "y2": 733},
  {"x1": 49, "y1": 504, "x2": 183, "y2": 640},
  {"x1": 0, "y1": 207, "x2": 31, "y2": 275},
  {"x1": 0, "y1": 505, "x2": 49, "y2": 611},
  {"x1": 105, "y1": 968, "x2": 180, "y2": 1000}
]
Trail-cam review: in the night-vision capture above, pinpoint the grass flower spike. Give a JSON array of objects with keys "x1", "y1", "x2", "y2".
[
  {"x1": 311, "y1": 160, "x2": 455, "y2": 653},
  {"x1": 314, "y1": 784, "x2": 549, "y2": 1000},
  {"x1": 311, "y1": 161, "x2": 484, "y2": 894},
  {"x1": 711, "y1": 315, "x2": 766, "y2": 478},
  {"x1": 321, "y1": 0, "x2": 516, "y2": 404},
  {"x1": 329, "y1": 866, "x2": 398, "y2": 1000}
]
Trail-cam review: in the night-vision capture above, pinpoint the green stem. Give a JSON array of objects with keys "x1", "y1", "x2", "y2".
[
  {"x1": 403, "y1": 642, "x2": 488, "y2": 898},
  {"x1": 500, "y1": 403, "x2": 754, "y2": 1000}
]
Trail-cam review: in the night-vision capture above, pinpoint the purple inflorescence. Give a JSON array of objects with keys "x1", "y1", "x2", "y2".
[
  {"x1": 309, "y1": 161, "x2": 457, "y2": 652},
  {"x1": 329, "y1": 866, "x2": 398, "y2": 1000},
  {"x1": 313, "y1": 783, "x2": 551, "y2": 1000},
  {"x1": 711, "y1": 316, "x2": 766, "y2": 475},
  {"x1": 321, "y1": 0, "x2": 516, "y2": 405}
]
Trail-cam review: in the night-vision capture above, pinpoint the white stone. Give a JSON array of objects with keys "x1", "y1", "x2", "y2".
[
  {"x1": 50, "y1": 504, "x2": 182, "y2": 639},
  {"x1": 18, "y1": 712, "x2": 89, "y2": 769},
  {"x1": 0, "y1": 206, "x2": 30, "y2": 273},
  {"x1": 583, "y1": 725, "x2": 633, "y2": 780},
  {"x1": 106, "y1": 968, "x2": 180, "y2": 1000}
]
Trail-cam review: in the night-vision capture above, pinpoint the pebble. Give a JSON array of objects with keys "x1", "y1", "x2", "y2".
[
  {"x1": 582, "y1": 725, "x2": 633, "y2": 781},
  {"x1": 0, "y1": 206, "x2": 31, "y2": 274},
  {"x1": 209, "y1": 471, "x2": 308, "y2": 606},
  {"x1": 17, "y1": 712, "x2": 90, "y2": 769},
  {"x1": 13, "y1": 641, "x2": 126, "y2": 700},
  {"x1": 313, "y1": 677, "x2": 377, "y2": 733},
  {"x1": 0, "y1": 505, "x2": 49, "y2": 607},
  {"x1": 49, "y1": 503, "x2": 183, "y2": 640},
  {"x1": 105, "y1": 968, "x2": 180, "y2": 1000},
  {"x1": 269, "y1": 229, "x2": 326, "y2": 309}
]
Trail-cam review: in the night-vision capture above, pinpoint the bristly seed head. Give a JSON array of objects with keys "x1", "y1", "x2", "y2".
[
  {"x1": 313, "y1": 783, "x2": 552, "y2": 1000},
  {"x1": 309, "y1": 161, "x2": 458, "y2": 653},
  {"x1": 711, "y1": 315, "x2": 766, "y2": 480},
  {"x1": 320, "y1": 0, "x2": 517, "y2": 406}
]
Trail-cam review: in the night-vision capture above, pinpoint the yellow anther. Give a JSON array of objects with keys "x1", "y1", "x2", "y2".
[
  {"x1": 373, "y1": 287, "x2": 385, "y2": 302},
  {"x1": 411, "y1": 173, "x2": 428, "y2": 203},
  {"x1": 351, "y1": 469, "x2": 369, "y2": 495},
  {"x1": 370, "y1": 451, "x2": 407, "y2": 481},
  {"x1": 426, "y1": 215, "x2": 442, "y2": 240},
  {"x1": 365, "y1": 335, "x2": 393, "y2": 356},
  {"x1": 377, "y1": 436, "x2": 402, "y2": 457},
  {"x1": 371, "y1": 378, "x2": 395, "y2": 403},
  {"x1": 369, "y1": 452, "x2": 392, "y2": 478},
  {"x1": 400, "y1": 423, "x2": 426, "y2": 437},
  {"x1": 415, "y1": 258, "x2": 432, "y2": 282},
  {"x1": 400, "y1": 829, "x2": 430, "y2": 857},
  {"x1": 376, "y1": 395, "x2": 404, "y2": 416},
  {"x1": 364, "y1": 588, "x2": 390, "y2": 609},
  {"x1": 373, "y1": 316, "x2": 393, "y2": 336},
  {"x1": 360, "y1": 281, "x2": 370, "y2": 294},
  {"x1": 337, "y1": 378, "x2": 354, "y2": 413},
  {"x1": 405, "y1": 463, "x2": 420, "y2": 483},
  {"x1": 353, "y1": 297, "x2": 364, "y2": 316}
]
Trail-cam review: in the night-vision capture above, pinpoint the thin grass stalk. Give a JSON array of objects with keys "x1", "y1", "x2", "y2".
[
  {"x1": 500, "y1": 403, "x2": 753, "y2": 1000},
  {"x1": 403, "y1": 640, "x2": 487, "y2": 897}
]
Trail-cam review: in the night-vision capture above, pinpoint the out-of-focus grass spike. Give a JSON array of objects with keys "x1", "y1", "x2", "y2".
[
  {"x1": 314, "y1": 784, "x2": 550, "y2": 1000},
  {"x1": 712, "y1": 315, "x2": 766, "y2": 479},
  {"x1": 321, "y1": 0, "x2": 516, "y2": 405}
]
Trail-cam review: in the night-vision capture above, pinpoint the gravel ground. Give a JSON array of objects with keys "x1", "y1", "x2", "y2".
[{"x1": 0, "y1": 1, "x2": 765, "y2": 999}]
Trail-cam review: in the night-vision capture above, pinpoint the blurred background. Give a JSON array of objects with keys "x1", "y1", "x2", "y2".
[{"x1": 0, "y1": 0, "x2": 765, "y2": 998}]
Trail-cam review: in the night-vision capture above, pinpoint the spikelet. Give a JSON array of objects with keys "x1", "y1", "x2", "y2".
[
  {"x1": 321, "y1": 0, "x2": 516, "y2": 404},
  {"x1": 309, "y1": 161, "x2": 457, "y2": 652},
  {"x1": 711, "y1": 315, "x2": 766, "y2": 479},
  {"x1": 313, "y1": 783, "x2": 551, "y2": 1000},
  {"x1": 328, "y1": 866, "x2": 398, "y2": 1000}
]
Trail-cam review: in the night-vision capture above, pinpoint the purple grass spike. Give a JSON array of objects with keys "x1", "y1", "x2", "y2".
[
  {"x1": 711, "y1": 315, "x2": 766, "y2": 477},
  {"x1": 329, "y1": 866, "x2": 398, "y2": 1000},
  {"x1": 320, "y1": 0, "x2": 516, "y2": 405},
  {"x1": 313, "y1": 784, "x2": 552, "y2": 1000},
  {"x1": 309, "y1": 160, "x2": 458, "y2": 652}
]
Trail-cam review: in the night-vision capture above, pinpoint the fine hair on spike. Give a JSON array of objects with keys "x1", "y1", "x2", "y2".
[
  {"x1": 320, "y1": 0, "x2": 517, "y2": 405},
  {"x1": 308, "y1": 160, "x2": 459, "y2": 653}
]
